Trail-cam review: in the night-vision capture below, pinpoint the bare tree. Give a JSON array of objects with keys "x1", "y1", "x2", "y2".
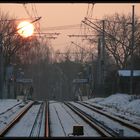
[
  {"x1": 95, "y1": 13, "x2": 140, "y2": 69},
  {"x1": 0, "y1": 10, "x2": 28, "y2": 83}
]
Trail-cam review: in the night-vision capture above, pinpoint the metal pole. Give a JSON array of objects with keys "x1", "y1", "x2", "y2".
[
  {"x1": 0, "y1": 33, "x2": 3, "y2": 98},
  {"x1": 91, "y1": 53, "x2": 94, "y2": 96},
  {"x1": 130, "y1": 5, "x2": 135, "y2": 95},
  {"x1": 102, "y1": 20, "x2": 105, "y2": 86},
  {"x1": 97, "y1": 37, "x2": 101, "y2": 85}
]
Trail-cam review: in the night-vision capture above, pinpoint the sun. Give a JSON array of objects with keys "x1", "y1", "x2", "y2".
[{"x1": 17, "y1": 21, "x2": 34, "y2": 38}]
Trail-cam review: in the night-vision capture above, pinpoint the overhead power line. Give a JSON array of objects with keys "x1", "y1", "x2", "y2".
[
  {"x1": 82, "y1": 18, "x2": 129, "y2": 48},
  {"x1": 0, "y1": 17, "x2": 40, "y2": 22},
  {"x1": 86, "y1": 17, "x2": 133, "y2": 24},
  {"x1": 41, "y1": 24, "x2": 81, "y2": 31},
  {"x1": 71, "y1": 41, "x2": 97, "y2": 58},
  {"x1": 68, "y1": 34, "x2": 96, "y2": 37},
  {"x1": 23, "y1": 4, "x2": 42, "y2": 40},
  {"x1": 34, "y1": 32, "x2": 60, "y2": 35},
  {"x1": 4, "y1": 17, "x2": 42, "y2": 38}
]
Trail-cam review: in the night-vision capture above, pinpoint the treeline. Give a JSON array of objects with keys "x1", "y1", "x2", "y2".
[{"x1": 0, "y1": 9, "x2": 140, "y2": 100}]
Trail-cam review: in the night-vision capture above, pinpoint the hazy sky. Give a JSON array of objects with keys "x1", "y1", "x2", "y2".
[{"x1": 0, "y1": 3, "x2": 140, "y2": 51}]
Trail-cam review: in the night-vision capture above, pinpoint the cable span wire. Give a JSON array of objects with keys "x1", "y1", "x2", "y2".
[
  {"x1": 3, "y1": 17, "x2": 41, "y2": 38},
  {"x1": 82, "y1": 18, "x2": 129, "y2": 48},
  {"x1": 23, "y1": 4, "x2": 42, "y2": 40},
  {"x1": 41, "y1": 24, "x2": 81, "y2": 30}
]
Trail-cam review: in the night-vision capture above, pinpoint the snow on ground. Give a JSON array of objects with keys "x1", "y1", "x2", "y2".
[
  {"x1": 0, "y1": 104, "x2": 23, "y2": 132},
  {"x1": 71, "y1": 102, "x2": 140, "y2": 137},
  {"x1": 85, "y1": 97, "x2": 104, "y2": 104},
  {"x1": 5, "y1": 103, "x2": 41, "y2": 137},
  {"x1": 49, "y1": 101, "x2": 66, "y2": 136},
  {"x1": 85, "y1": 93, "x2": 140, "y2": 125},
  {"x1": 121, "y1": 99, "x2": 140, "y2": 116},
  {"x1": 0, "y1": 99, "x2": 22, "y2": 113},
  {"x1": 1, "y1": 94, "x2": 140, "y2": 137},
  {"x1": 0, "y1": 100, "x2": 27, "y2": 132},
  {"x1": 98, "y1": 93, "x2": 132, "y2": 109},
  {"x1": 49, "y1": 101, "x2": 100, "y2": 137}
]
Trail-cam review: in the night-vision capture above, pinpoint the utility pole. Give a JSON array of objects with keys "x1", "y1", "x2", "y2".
[
  {"x1": 130, "y1": 5, "x2": 135, "y2": 95},
  {"x1": 98, "y1": 21, "x2": 105, "y2": 87},
  {"x1": 97, "y1": 20, "x2": 105, "y2": 95},
  {"x1": 91, "y1": 53, "x2": 94, "y2": 97},
  {"x1": 0, "y1": 33, "x2": 3, "y2": 98},
  {"x1": 102, "y1": 20, "x2": 105, "y2": 86}
]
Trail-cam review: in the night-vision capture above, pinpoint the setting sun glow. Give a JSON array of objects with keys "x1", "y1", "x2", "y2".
[{"x1": 17, "y1": 21, "x2": 34, "y2": 37}]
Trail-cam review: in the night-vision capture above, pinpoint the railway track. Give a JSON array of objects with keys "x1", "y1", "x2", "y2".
[
  {"x1": 64, "y1": 102, "x2": 119, "y2": 137},
  {"x1": 68, "y1": 102, "x2": 140, "y2": 137},
  {"x1": 0, "y1": 101, "x2": 23, "y2": 116},
  {"x1": 1, "y1": 100, "x2": 139, "y2": 137},
  {"x1": 0, "y1": 100, "x2": 49, "y2": 137},
  {"x1": 49, "y1": 101, "x2": 95, "y2": 137},
  {"x1": 0, "y1": 101, "x2": 34, "y2": 137},
  {"x1": 53, "y1": 103, "x2": 67, "y2": 136},
  {"x1": 78, "y1": 101, "x2": 140, "y2": 133},
  {"x1": 29, "y1": 102, "x2": 45, "y2": 137},
  {"x1": 60, "y1": 103, "x2": 101, "y2": 137}
]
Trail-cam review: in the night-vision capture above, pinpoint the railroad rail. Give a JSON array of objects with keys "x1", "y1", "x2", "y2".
[
  {"x1": 64, "y1": 102, "x2": 119, "y2": 137},
  {"x1": 78, "y1": 101, "x2": 140, "y2": 133},
  {"x1": 45, "y1": 101, "x2": 50, "y2": 137},
  {"x1": 0, "y1": 101, "x2": 34, "y2": 136}
]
